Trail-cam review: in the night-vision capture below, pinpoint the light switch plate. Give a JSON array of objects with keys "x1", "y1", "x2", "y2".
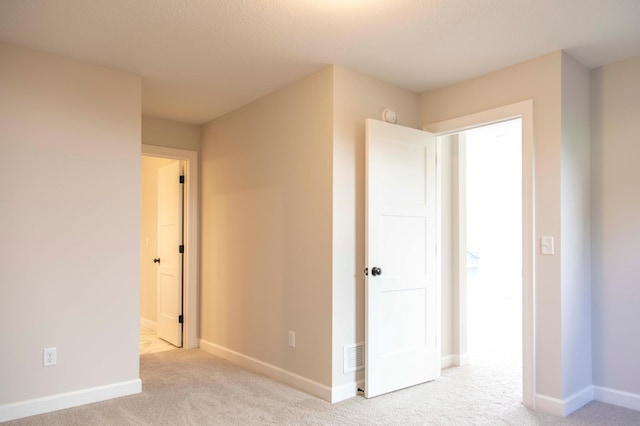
[{"x1": 541, "y1": 236, "x2": 554, "y2": 255}]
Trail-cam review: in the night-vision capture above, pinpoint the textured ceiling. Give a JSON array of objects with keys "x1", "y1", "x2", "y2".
[{"x1": 1, "y1": 0, "x2": 640, "y2": 124}]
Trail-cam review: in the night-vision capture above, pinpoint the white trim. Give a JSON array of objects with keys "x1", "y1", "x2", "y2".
[
  {"x1": 142, "y1": 145, "x2": 199, "y2": 350},
  {"x1": 140, "y1": 317, "x2": 157, "y2": 330},
  {"x1": 535, "y1": 387, "x2": 594, "y2": 417},
  {"x1": 0, "y1": 379, "x2": 141, "y2": 423},
  {"x1": 535, "y1": 393, "x2": 565, "y2": 417},
  {"x1": 425, "y1": 101, "x2": 529, "y2": 135},
  {"x1": 200, "y1": 339, "x2": 332, "y2": 402},
  {"x1": 441, "y1": 355, "x2": 454, "y2": 369},
  {"x1": 594, "y1": 386, "x2": 640, "y2": 412},
  {"x1": 454, "y1": 134, "x2": 468, "y2": 369},
  {"x1": 440, "y1": 353, "x2": 470, "y2": 369},
  {"x1": 331, "y1": 380, "x2": 363, "y2": 403},
  {"x1": 424, "y1": 100, "x2": 535, "y2": 410},
  {"x1": 434, "y1": 135, "x2": 443, "y2": 378},
  {"x1": 564, "y1": 386, "x2": 594, "y2": 416}
]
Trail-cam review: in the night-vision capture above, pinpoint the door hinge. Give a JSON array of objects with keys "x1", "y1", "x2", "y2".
[
  {"x1": 179, "y1": 245, "x2": 184, "y2": 254},
  {"x1": 179, "y1": 175, "x2": 185, "y2": 184},
  {"x1": 178, "y1": 314, "x2": 183, "y2": 324}
]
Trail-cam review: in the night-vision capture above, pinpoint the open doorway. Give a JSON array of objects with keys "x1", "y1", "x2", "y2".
[
  {"x1": 140, "y1": 144, "x2": 200, "y2": 354},
  {"x1": 426, "y1": 100, "x2": 534, "y2": 408},
  {"x1": 465, "y1": 119, "x2": 522, "y2": 395},
  {"x1": 140, "y1": 155, "x2": 183, "y2": 354}
]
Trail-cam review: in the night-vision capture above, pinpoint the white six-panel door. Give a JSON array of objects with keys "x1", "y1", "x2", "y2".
[
  {"x1": 157, "y1": 160, "x2": 183, "y2": 347},
  {"x1": 365, "y1": 118, "x2": 438, "y2": 398}
]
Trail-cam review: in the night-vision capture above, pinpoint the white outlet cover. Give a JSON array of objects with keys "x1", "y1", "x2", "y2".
[{"x1": 43, "y1": 347, "x2": 57, "y2": 366}]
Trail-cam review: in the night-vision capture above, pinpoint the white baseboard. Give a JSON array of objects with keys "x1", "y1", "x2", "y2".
[
  {"x1": 535, "y1": 386, "x2": 593, "y2": 417},
  {"x1": 535, "y1": 393, "x2": 565, "y2": 417},
  {"x1": 441, "y1": 355, "x2": 454, "y2": 368},
  {"x1": 199, "y1": 339, "x2": 332, "y2": 402},
  {"x1": 440, "y1": 353, "x2": 470, "y2": 369},
  {"x1": 331, "y1": 380, "x2": 363, "y2": 403},
  {"x1": 0, "y1": 379, "x2": 141, "y2": 423},
  {"x1": 140, "y1": 317, "x2": 157, "y2": 330},
  {"x1": 564, "y1": 386, "x2": 594, "y2": 416},
  {"x1": 594, "y1": 385, "x2": 640, "y2": 412}
]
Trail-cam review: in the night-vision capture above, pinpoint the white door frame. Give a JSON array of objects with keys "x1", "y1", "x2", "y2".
[
  {"x1": 142, "y1": 144, "x2": 199, "y2": 349},
  {"x1": 424, "y1": 100, "x2": 535, "y2": 409}
]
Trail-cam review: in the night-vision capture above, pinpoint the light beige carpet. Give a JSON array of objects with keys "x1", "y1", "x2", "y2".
[{"x1": 7, "y1": 349, "x2": 640, "y2": 425}]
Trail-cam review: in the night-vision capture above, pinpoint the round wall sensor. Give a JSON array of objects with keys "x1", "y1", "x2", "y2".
[{"x1": 382, "y1": 109, "x2": 397, "y2": 124}]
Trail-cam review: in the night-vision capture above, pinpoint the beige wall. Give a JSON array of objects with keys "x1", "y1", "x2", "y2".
[
  {"x1": 200, "y1": 68, "x2": 334, "y2": 386},
  {"x1": 419, "y1": 52, "x2": 565, "y2": 400},
  {"x1": 199, "y1": 64, "x2": 422, "y2": 396},
  {"x1": 560, "y1": 53, "x2": 592, "y2": 398},
  {"x1": 140, "y1": 156, "x2": 177, "y2": 323},
  {"x1": 0, "y1": 43, "x2": 141, "y2": 408},
  {"x1": 5, "y1": 29, "x2": 633, "y2": 417},
  {"x1": 142, "y1": 116, "x2": 201, "y2": 152},
  {"x1": 331, "y1": 66, "x2": 419, "y2": 390},
  {"x1": 591, "y1": 55, "x2": 640, "y2": 396}
]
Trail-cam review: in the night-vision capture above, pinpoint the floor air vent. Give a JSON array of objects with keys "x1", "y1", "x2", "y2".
[{"x1": 343, "y1": 343, "x2": 365, "y2": 373}]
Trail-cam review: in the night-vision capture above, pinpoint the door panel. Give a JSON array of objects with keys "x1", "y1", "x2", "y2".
[
  {"x1": 379, "y1": 288, "x2": 427, "y2": 353},
  {"x1": 365, "y1": 119, "x2": 437, "y2": 398},
  {"x1": 380, "y1": 215, "x2": 427, "y2": 276},
  {"x1": 157, "y1": 160, "x2": 183, "y2": 347}
]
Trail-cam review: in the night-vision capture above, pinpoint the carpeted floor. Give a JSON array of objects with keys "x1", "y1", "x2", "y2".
[{"x1": 7, "y1": 349, "x2": 640, "y2": 425}]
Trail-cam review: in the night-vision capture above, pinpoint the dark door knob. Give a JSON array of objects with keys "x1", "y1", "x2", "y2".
[
  {"x1": 153, "y1": 258, "x2": 160, "y2": 264},
  {"x1": 371, "y1": 267, "x2": 382, "y2": 276}
]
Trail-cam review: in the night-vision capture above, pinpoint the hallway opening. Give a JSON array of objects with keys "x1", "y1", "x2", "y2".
[
  {"x1": 139, "y1": 144, "x2": 199, "y2": 355},
  {"x1": 140, "y1": 155, "x2": 182, "y2": 354},
  {"x1": 465, "y1": 119, "x2": 522, "y2": 400}
]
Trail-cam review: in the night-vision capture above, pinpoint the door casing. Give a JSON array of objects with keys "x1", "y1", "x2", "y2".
[
  {"x1": 142, "y1": 144, "x2": 199, "y2": 349},
  {"x1": 424, "y1": 100, "x2": 535, "y2": 409}
]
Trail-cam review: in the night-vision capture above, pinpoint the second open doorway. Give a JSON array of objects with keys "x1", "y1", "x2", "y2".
[
  {"x1": 465, "y1": 119, "x2": 522, "y2": 385},
  {"x1": 436, "y1": 116, "x2": 524, "y2": 405},
  {"x1": 140, "y1": 144, "x2": 200, "y2": 356}
]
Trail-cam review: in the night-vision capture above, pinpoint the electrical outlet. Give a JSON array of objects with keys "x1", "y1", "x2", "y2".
[
  {"x1": 43, "y1": 347, "x2": 56, "y2": 367},
  {"x1": 288, "y1": 331, "x2": 296, "y2": 348}
]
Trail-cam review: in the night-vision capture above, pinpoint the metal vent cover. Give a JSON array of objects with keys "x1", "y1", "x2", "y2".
[{"x1": 343, "y1": 343, "x2": 365, "y2": 373}]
